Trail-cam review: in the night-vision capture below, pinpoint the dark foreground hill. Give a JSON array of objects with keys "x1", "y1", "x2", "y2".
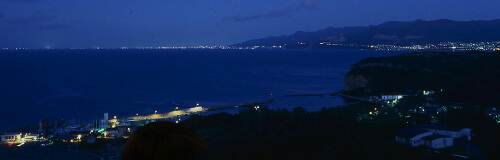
[
  {"x1": 234, "y1": 19, "x2": 500, "y2": 48},
  {"x1": 180, "y1": 104, "x2": 500, "y2": 160}
]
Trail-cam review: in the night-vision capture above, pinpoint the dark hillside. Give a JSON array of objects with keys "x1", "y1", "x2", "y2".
[
  {"x1": 234, "y1": 19, "x2": 500, "y2": 48},
  {"x1": 344, "y1": 51, "x2": 500, "y2": 105}
]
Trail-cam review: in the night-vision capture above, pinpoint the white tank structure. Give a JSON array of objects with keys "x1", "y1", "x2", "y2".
[{"x1": 100, "y1": 113, "x2": 109, "y2": 129}]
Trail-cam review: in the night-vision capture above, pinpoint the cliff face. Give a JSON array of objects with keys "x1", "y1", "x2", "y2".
[
  {"x1": 343, "y1": 61, "x2": 396, "y2": 93},
  {"x1": 343, "y1": 74, "x2": 368, "y2": 92}
]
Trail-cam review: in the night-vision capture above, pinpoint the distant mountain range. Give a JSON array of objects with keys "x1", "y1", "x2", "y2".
[{"x1": 233, "y1": 19, "x2": 500, "y2": 49}]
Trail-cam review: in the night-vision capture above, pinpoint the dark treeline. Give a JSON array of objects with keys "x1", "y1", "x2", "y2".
[{"x1": 180, "y1": 104, "x2": 499, "y2": 160}]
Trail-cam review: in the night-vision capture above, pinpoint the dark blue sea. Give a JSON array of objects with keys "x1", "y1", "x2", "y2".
[{"x1": 0, "y1": 49, "x2": 402, "y2": 131}]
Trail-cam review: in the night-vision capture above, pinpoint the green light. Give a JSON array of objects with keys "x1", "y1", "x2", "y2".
[{"x1": 97, "y1": 129, "x2": 106, "y2": 134}]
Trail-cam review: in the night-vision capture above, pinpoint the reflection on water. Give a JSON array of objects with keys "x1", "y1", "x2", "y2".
[{"x1": 0, "y1": 49, "x2": 401, "y2": 131}]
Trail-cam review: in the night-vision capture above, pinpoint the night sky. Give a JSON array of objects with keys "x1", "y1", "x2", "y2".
[{"x1": 1, "y1": 0, "x2": 499, "y2": 48}]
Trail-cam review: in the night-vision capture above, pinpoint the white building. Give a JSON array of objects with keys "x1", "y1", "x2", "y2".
[
  {"x1": 396, "y1": 127, "x2": 456, "y2": 149},
  {"x1": 421, "y1": 134, "x2": 454, "y2": 149},
  {"x1": 381, "y1": 93, "x2": 409, "y2": 101},
  {"x1": 1, "y1": 133, "x2": 22, "y2": 142},
  {"x1": 417, "y1": 124, "x2": 472, "y2": 141},
  {"x1": 395, "y1": 128, "x2": 433, "y2": 147},
  {"x1": 100, "y1": 113, "x2": 109, "y2": 129}
]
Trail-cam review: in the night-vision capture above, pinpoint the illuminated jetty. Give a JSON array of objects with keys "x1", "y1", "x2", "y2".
[
  {"x1": 204, "y1": 99, "x2": 273, "y2": 110},
  {"x1": 108, "y1": 99, "x2": 273, "y2": 127},
  {"x1": 111, "y1": 104, "x2": 206, "y2": 124}
]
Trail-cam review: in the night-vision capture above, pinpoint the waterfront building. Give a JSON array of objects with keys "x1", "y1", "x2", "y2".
[
  {"x1": 1, "y1": 133, "x2": 22, "y2": 143},
  {"x1": 381, "y1": 93, "x2": 409, "y2": 101}
]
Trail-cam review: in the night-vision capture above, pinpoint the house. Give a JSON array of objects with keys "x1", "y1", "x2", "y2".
[
  {"x1": 421, "y1": 134, "x2": 454, "y2": 149},
  {"x1": 417, "y1": 124, "x2": 472, "y2": 141},
  {"x1": 395, "y1": 128, "x2": 433, "y2": 147},
  {"x1": 1, "y1": 133, "x2": 22, "y2": 142}
]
